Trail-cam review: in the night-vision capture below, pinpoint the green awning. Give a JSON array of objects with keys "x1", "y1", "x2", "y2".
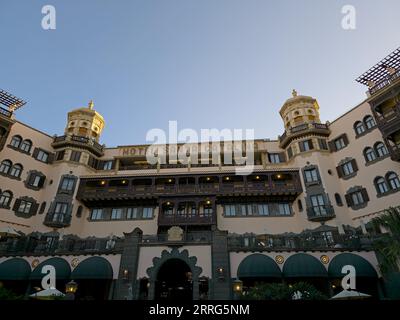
[
  {"x1": 0, "y1": 258, "x2": 31, "y2": 280},
  {"x1": 30, "y1": 258, "x2": 71, "y2": 280},
  {"x1": 283, "y1": 253, "x2": 327, "y2": 278},
  {"x1": 71, "y1": 257, "x2": 113, "y2": 280},
  {"x1": 328, "y1": 253, "x2": 377, "y2": 278},
  {"x1": 237, "y1": 254, "x2": 282, "y2": 278}
]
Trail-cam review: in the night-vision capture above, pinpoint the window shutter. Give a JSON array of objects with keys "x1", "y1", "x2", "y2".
[
  {"x1": 97, "y1": 160, "x2": 104, "y2": 170},
  {"x1": 308, "y1": 139, "x2": 314, "y2": 150},
  {"x1": 12, "y1": 198, "x2": 21, "y2": 211},
  {"x1": 344, "y1": 194, "x2": 353, "y2": 207},
  {"x1": 342, "y1": 134, "x2": 349, "y2": 146},
  {"x1": 299, "y1": 141, "x2": 305, "y2": 152},
  {"x1": 38, "y1": 175, "x2": 46, "y2": 188},
  {"x1": 30, "y1": 202, "x2": 39, "y2": 215},
  {"x1": 28, "y1": 172, "x2": 36, "y2": 185},
  {"x1": 47, "y1": 153, "x2": 55, "y2": 164},
  {"x1": 328, "y1": 141, "x2": 337, "y2": 152},
  {"x1": 361, "y1": 188, "x2": 370, "y2": 202},
  {"x1": 351, "y1": 159, "x2": 358, "y2": 172},
  {"x1": 279, "y1": 152, "x2": 286, "y2": 163},
  {"x1": 32, "y1": 148, "x2": 39, "y2": 159},
  {"x1": 111, "y1": 160, "x2": 116, "y2": 170},
  {"x1": 336, "y1": 165, "x2": 344, "y2": 178}
]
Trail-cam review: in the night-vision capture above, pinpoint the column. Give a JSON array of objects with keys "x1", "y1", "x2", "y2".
[{"x1": 113, "y1": 228, "x2": 143, "y2": 300}]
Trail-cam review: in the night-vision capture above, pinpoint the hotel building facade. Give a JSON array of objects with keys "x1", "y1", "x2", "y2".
[{"x1": 0, "y1": 48, "x2": 399, "y2": 300}]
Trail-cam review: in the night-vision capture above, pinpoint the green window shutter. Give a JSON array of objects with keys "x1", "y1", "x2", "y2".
[
  {"x1": 361, "y1": 188, "x2": 370, "y2": 202},
  {"x1": 345, "y1": 194, "x2": 353, "y2": 207}
]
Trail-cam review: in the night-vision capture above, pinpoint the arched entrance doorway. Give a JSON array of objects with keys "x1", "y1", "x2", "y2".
[{"x1": 155, "y1": 259, "x2": 193, "y2": 300}]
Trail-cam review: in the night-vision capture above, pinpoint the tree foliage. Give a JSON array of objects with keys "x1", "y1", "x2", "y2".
[
  {"x1": 241, "y1": 282, "x2": 327, "y2": 300},
  {"x1": 372, "y1": 206, "x2": 400, "y2": 274}
]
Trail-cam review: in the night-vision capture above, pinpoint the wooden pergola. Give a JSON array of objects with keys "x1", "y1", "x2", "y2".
[
  {"x1": 356, "y1": 47, "x2": 400, "y2": 87},
  {"x1": 0, "y1": 89, "x2": 26, "y2": 111}
]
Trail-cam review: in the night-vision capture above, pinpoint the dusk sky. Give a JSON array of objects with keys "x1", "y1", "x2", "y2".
[{"x1": 1, "y1": 0, "x2": 399, "y2": 147}]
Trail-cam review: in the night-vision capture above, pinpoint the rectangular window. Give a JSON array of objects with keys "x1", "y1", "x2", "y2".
[
  {"x1": 318, "y1": 139, "x2": 328, "y2": 150},
  {"x1": 56, "y1": 150, "x2": 65, "y2": 161},
  {"x1": 142, "y1": 207, "x2": 153, "y2": 219},
  {"x1": 278, "y1": 203, "x2": 291, "y2": 215},
  {"x1": 310, "y1": 195, "x2": 327, "y2": 216},
  {"x1": 351, "y1": 191, "x2": 364, "y2": 205},
  {"x1": 18, "y1": 200, "x2": 32, "y2": 214},
  {"x1": 36, "y1": 150, "x2": 49, "y2": 163},
  {"x1": 70, "y1": 150, "x2": 82, "y2": 162},
  {"x1": 287, "y1": 147, "x2": 293, "y2": 159},
  {"x1": 342, "y1": 161, "x2": 354, "y2": 176},
  {"x1": 91, "y1": 208, "x2": 103, "y2": 220},
  {"x1": 301, "y1": 139, "x2": 313, "y2": 152},
  {"x1": 268, "y1": 153, "x2": 281, "y2": 164},
  {"x1": 103, "y1": 161, "x2": 113, "y2": 170},
  {"x1": 59, "y1": 177, "x2": 75, "y2": 192},
  {"x1": 304, "y1": 168, "x2": 319, "y2": 183},
  {"x1": 127, "y1": 207, "x2": 139, "y2": 219},
  {"x1": 257, "y1": 204, "x2": 269, "y2": 215},
  {"x1": 334, "y1": 137, "x2": 346, "y2": 150},
  {"x1": 53, "y1": 202, "x2": 68, "y2": 222},
  {"x1": 111, "y1": 208, "x2": 123, "y2": 220},
  {"x1": 224, "y1": 204, "x2": 236, "y2": 216}
]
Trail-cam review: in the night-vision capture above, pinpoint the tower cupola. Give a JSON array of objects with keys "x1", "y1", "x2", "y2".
[{"x1": 65, "y1": 100, "x2": 105, "y2": 142}]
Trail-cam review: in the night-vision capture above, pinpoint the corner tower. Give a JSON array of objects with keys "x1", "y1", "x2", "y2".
[
  {"x1": 52, "y1": 101, "x2": 105, "y2": 158},
  {"x1": 278, "y1": 90, "x2": 330, "y2": 157},
  {"x1": 65, "y1": 100, "x2": 105, "y2": 142}
]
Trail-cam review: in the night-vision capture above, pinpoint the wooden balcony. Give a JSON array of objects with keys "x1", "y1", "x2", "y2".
[
  {"x1": 306, "y1": 205, "x2": 335, "y2": 222},
  {"x1": 375, "y1": 103, "x2": 400, "y2": 138},
  {"x1": 0, "y1": 106, "x2": 12, "y2": 118},
  {"x1": 279, "y1": 122, "x2": 330, "y2": 148},
  {"x1": 158, "y1": 212, "x2": 215, "y2": 226},
  {"x1": 52, "y1": 134, "x2": 104, "y2": 156},
  {"x1": 77, "y1": 172, "x2": 303, "y2": 203},
  {"x1": 369, "y1": 68, "x2": 400, "y2": 96}
]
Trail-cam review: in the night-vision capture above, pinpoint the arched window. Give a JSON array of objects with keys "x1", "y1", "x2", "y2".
[
  {"x1": 0, "y1": 160, "x2": 12, "y2": 174},
  {"x1": 354, "y1": 121, "x2": 365, "y2": 135},
  {"x1": 375, "y1": 142, "x2": 388, "y2": 157},
  {"x1": 364, "y1": 115, "x2": 376, "y2": 129},
  {"x1": 20, "y1": 139, "x2": 32, "y2": 153},
  {"x1": 9, "y1": 164, "x2": 23, "y2": 178},
  {"x1": 364, "y1": 147, "x2": 376, "y2": 162},
  {"x1": 387, "y1": 172, "x2": 400, "y2": 190},
  {"x1": 375, "y1": 177, "x2": 389, "y2": 194},
  {"x1": 0, "y1": 191, "x2": 12, "y2": 207},
  {"x1": 10, "y1": 135, "x2": 22, "y2": 148},
  {"x1": 335, "y1": 193, "x2": 343, "y2": 206}
]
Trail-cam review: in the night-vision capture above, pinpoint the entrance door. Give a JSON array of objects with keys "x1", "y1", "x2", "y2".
[{"x1": 155, "y1": 259, "x2": 193, "y2": 300}]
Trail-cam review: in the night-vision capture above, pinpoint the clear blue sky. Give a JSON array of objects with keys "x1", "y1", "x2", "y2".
[{"x1": 1, "y1": 0, "x2": 399, "y2": 147}]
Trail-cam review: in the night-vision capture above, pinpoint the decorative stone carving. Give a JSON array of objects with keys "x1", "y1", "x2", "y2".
[{"x1": 167, "y1": 226, "x2": 183, "y2": 242}]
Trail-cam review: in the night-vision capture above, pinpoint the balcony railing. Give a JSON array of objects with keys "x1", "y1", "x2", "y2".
[
  {"x1": 158, "y1": 212, "x2": 214, "y2": 226},
  {"x1": 0, "y1": 106, "x2": 12, "y2": 118},
  {"x1": 0, "y1": 236, "x2": 123, "y2": 256},
  {"x1": 43, "y1": 213, "x2": 72, "y2": 228},
  {"x1": 142, "y1": 231, "x2": 212, "y2": 244},
  {"x1": 375, "y1": 104, "x2": 400, "y2": 136},
  {"x1": 306, "y1": 205, "x2": 335, "y2": 222},
  {"x1": 77, "y1": 180, "x2": 303, "y2": 201},
  {"x1": 52, "y1": 134, "x2": 104, "y2": 156},
  {"x1": 228, "y1": 233, "x2": 374, "y2": 252},
  {"x1": 388, "y1": 143, "x2": 400, "y2": 162},
  {"x1": 279, "y1": 122, "x2": 330, "y2": 147},
  {"x1": 369, "y1": 68, "x2": 400, "y2": 95}
]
